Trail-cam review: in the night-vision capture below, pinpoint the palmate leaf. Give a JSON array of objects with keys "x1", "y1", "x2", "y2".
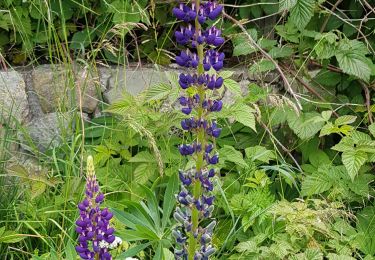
[
  {"x1": 342, "y1": 150, "x2": 367, "y2": 181},
  {"x1": 289, "y1": 0, "x2": 315, "y2": 30}
]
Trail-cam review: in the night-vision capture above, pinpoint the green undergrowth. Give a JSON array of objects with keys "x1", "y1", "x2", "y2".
[{"x1": 0, "y1": 0, "x2": 374, "y2": 259}]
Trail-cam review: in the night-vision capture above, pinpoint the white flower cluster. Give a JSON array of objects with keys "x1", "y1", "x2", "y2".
[{"x1": 98, "y1": 236, "x2": 123, "y2": 249}]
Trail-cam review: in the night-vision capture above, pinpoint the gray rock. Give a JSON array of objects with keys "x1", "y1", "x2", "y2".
[
  {"x1": 18, "y1": 112, "x2": 72, "y2": 153},
  {"x1": 32, "y1": 65, "x2": 100, "y2": 114},
  {"x1": 0, "y1": 70, "x2": 30, "y2": 123},
  {"x1": 104, "y1": 67, "x2": 168, "y2": 104}
]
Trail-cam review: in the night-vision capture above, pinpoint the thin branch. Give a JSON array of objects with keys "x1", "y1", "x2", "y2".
[
  {"x1": 258, "y1": 119, "x2": 303, "y2": 173},
  {"x1": 222, "y1": 11, "x2": 303, "y2": 111}
]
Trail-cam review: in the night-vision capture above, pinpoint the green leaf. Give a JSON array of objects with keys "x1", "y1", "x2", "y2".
[
  {"x1": 145, "y1": 83, "x2": 172, "y2": 102},
  {"x1": 219, "y1": 145, "x2": 248, "y2": 168},
  {"x1": 268, "y1": 46, "x2": 294, "y2": 59},
  {"x1": 279, "y1": 0, "x2": 297, "y2": 11},
  {"x1": 369, "y1": 123, "x2": 375, "y2": 137},
  {"x1": 70, "y1": 28, "x2": 93, "y2": 50},
  {"x1": 289, "y1": 0, "x2": 315, "y2": 30},
  {"x1": 231, "y1": 103, "x2": 256, "y2": 132},
  {"x1": 224, "y1": 78, "x2": 242, "y2": 96},
  {"x1": 235, "y1": 240, "x2": 257, "y2": 253},
  {"x1": 245, "y1": 146, "x2": 276, "y2": 163},
  {"x1": 335, "y1": 115, "x2": 357, "y2": 126},
  {"x1": 0, "y1": 231, "x2": 26, "y2": 243},
  {"x1": 65, "y1": 240, "x2": 76, "y2": 260},
  {"x1": 356, "y1": 207, "x2": 375, "y2": 255},
  {"x1": 129, "y1": 151, "x2": 155, "y2": 163},
  {"x1": 134, "y1": 163, "x2": 155, "y2": 184},
  {"x1": 162, "y1": 173, "x2": 178, "y2": 230},
  {"x1": 288, "y1": 112, "x2": 324, "y2": 140},
  {"x1": 336, "y1": 48, "x2": 372, "y2": 82},
  {"x1": 249, "y1": 60, "x2": 276, "y2": 73},
  {"x1": 342, "y1": 150, "x2": 367, "y2": 181},
  {"x1": 301, "y1": 172, "x2": 332, "y2": 196},
  {"x1": 233, "y1": 42, "x2": 256, "y2": 56},
  {"x1": 118, "y1": 242, "x2": 152, "y2": 258}
]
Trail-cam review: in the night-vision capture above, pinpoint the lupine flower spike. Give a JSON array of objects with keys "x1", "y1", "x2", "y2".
[
  {"x1": 75, "y1": 156, "x2": 115, "y2": 260},
  {"x1": 173, "y1": 1, "x2": 224, "y2": 259}
]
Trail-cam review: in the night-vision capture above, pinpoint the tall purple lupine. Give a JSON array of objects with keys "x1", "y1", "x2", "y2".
[
  {"x1": 172, "y1": 1, "x2": 224, "y2": 259},
  {"x1": 75, "y1": 156, "x2": 115, "y2": 260}
]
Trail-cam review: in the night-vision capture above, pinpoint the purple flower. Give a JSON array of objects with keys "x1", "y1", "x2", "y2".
[
  {"x1": 173, "y1": 1, "x2": 223, "y2": 259},
  {"x1": 75, "y1": 156, "x2": 115, "y2": 260}
]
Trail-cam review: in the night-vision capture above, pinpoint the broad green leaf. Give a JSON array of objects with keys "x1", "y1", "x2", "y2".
[
  {"x1": 219, "y1": 70, "x2": 234, "y2": 79},
  {"x1": 233, "y1": 42, "x2": 256, "y2": 56},
  {"x1": 65, "y1": 240, "x2": 76, "y2": 260},
  {"x1": 134, "y1": 163, "x2": 155, "y2": 184},
  {"x1": 70, "y1": 29, "x2": 93, "y2": 50},
  {"x1": 219, "y1": 145, "x2": 248, "y2": 168},
  {"x1": 301, "y1": 173, "x2": 332, "y2": 196},
  {"x1": 232, "y1": 103, "x2": 256, "y2": 132},
  {"x1": 336, "y1": 40, "x2": 372, "y2": 82},
  {"x1": 356, "y1": 207, "x2": 375, "y2": 255},
  {"x1": 269, "y1": 46, "x2": 293, "y2": 59},
  {"x1": 129, "y1": 151, "x2": 155, "y2": 163},
  {"x1": 279, "y1": 0, "x2": 297, "y2": 11},
  {"x1": 249, "y1": 60, "x2": 276, "y2": 73},
  {"x1": 335, "y1": 115, "x2": 357, "y2": 126},
  {"x1": 245, "y1": 146, "x2": 276, "y2": 163},
  {"x1": 342, "y1": 150, "x2": 367, "y2": 180},
  {"x1": 288, "y1": 112, "x2": 324, "y2": 140},
  {"x1": 289, "y1": 0, "x2": 315, "y2": 30},
  {"x1": 224, "y1": 78, "x2": 242, "y2": 96},
  {"x1": 145, "y1": 83, "x2": 172, "y2": 102},
  {"x1": 369, "y1": 123, "x2": 375, "y2": 137},
  {"x1": 235, "y1": 240, "x2": 257, "y2": 253}
]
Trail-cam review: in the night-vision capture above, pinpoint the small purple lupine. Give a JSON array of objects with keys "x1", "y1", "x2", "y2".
[
  {"x1": 75, "y1": 156, "x2": 115, "y2": 260},
  {"x1": 173, "y1": 1, "x2": 224, "y2": 259}
]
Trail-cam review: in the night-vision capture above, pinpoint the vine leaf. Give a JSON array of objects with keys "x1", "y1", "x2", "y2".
[{"x1": 342, "y1": 150, "x2": 367, "y2": 181}]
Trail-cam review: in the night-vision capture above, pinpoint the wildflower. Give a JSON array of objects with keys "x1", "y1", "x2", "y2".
[
  {"x1": 75, "y1": 155, "x2": 115, "y2": 260},
  {"x1": 173, "y1": 1, "x2": 223, "y2": 259}
]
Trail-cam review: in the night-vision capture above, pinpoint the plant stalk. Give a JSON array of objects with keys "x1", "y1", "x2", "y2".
[{"x1": 188, "y1": 0, "x2": 205, "y2": 259}]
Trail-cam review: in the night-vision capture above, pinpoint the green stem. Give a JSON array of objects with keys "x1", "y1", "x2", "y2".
[{"x1": 188, "y1": 0, "x2": 205, "y2": 259}]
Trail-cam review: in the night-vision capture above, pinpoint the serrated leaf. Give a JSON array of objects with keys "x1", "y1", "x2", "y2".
[
  {"x1": 233, "y1": 42, "x2": 256, "y2": 56},
  {"x1": 219, "y1": 145, "x2": 248, "y2": 168},
  {"x1": 232, "y1": 103, "x2": 256, "y2": 132},
  {"x1": 235, "y1": 240, "x2": 257, "y2": 253},
  {"x1": 288, "y1": 112, "x2": 324, "y2": 140},
  {"x1": 219, "y1": 70, "x2": 234, "y2": 79},
  {"x1": 249, "y1": 59, "x2": 276, "y2": 73},
  {"x1": 336, "y1": 50, "x2": 371, "y2": 82},
  {"x1": 134, "y1": 163, "x2": 155, "y2": 184},
  {"x1": 245, "y1": 146, "x2": 276, "y2": 163},
  {"x1": 224, "y1": 78, "x2": 242, "y2": 96},
  {"x1": 289, "y1": 0, "x2": 315, "y2": 30},
  {"x1": 369, "y1": 123, "x2": 375, "y2": 137},
  {"x1": 335, "y1": 115, "x2": 357, "y2": 125},
  {"x1": 301, "y1": 172, "x2": 332, "y2": 196},
  {"x1": 342, "y1": 150, "x2": 367, "y2": 181},
  {"x1": 129, "y1": 151, "x2": 155, "y2": 163},
  {"x1": 269, "y1": 46, "x2": 293, "y2": 59},
  {"x1": 145, "y1": 82, "x2": 172, "y2": 102},
  {"x1": 279, "y1": 0, "x2": 297, "y2": 11}
]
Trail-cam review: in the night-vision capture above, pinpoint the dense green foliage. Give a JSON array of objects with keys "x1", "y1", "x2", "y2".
[{"x1": 0, "y1": 0, "x2": 375, "y2": 259}]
